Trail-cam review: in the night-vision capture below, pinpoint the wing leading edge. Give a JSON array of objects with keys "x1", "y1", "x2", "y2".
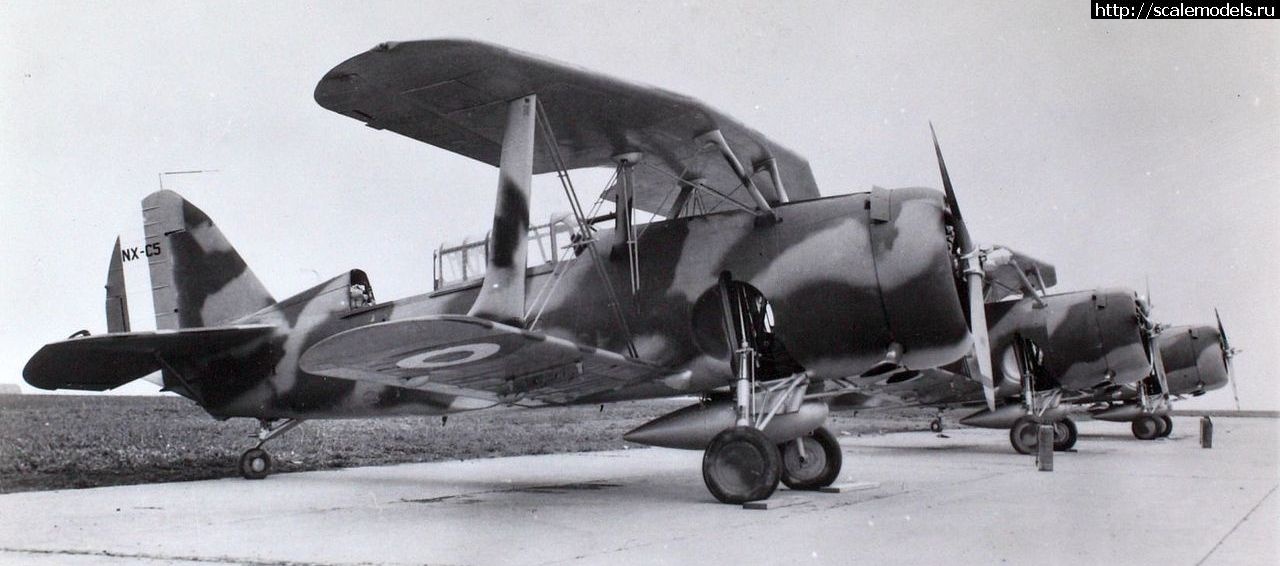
[{"x1": 313, "y1": 39, "x2": 820, "y2": 215}]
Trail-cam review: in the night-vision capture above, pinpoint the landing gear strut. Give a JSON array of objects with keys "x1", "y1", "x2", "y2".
[
  {"x1": 701, "y1": 274, "x2": 839, "y2": 503},
  {"x1": 239, "y1": 418, "x2": 303, "y2": 480}
]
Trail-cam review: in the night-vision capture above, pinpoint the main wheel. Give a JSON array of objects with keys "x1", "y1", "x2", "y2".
[
  {"x1": 1052, "y1": 418, "x2": 1078, "y2": 451},
  {"x1": 929, "y1": 418, "x2": 944, "y2": 433},
  {"x1": 702, "y1": 426, "x2": 782, "y2": 504},
  {"x1": 1158, "y1": 415, "x2": 1173, "y2": 438},
  {"x1": 239, "y1": 448, "x2": 273, "y2": 480},
  {"x1": 1009, "y1": 416, "x2": 1039, "y2": 455},
  {"x1": 780, "y1": 427, "x2": 843, "y2": 490},
  {"x1": 1131, "y1": 415, "x2": 1162, "y2": 440}
]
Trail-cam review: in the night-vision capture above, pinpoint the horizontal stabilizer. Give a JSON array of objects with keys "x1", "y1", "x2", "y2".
[
  {"x1": 314, "y1": 39, "x2": 820, "y2": 215},
  {"x1": 299, "y1": 314, "x2": 669, "y2": 404},
  {"x1": 23, "y1": 325, "x2": 276, "y2": 391}
]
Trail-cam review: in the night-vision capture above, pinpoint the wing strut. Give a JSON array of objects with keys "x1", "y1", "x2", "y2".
[
  {"x1": 696, "y1": 129, "x2": 778, "y2": 222},
  {"x1": 755, "y1": 158, "x2": 791, "y2": 203},
  {"x1": 612, "y1": 153, "x2": 643, "y2": 294},
  {"x1": 469, "y1": 95, "x2": 537, "y2": 327},
  {"x1": 532, "y1": 100, "x2": 639, "y2": 358}
]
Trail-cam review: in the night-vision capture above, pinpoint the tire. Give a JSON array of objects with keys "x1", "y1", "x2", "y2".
[
  {"x1": 929, "y1": 418, "x2": 943, "y2": 433},
  {"x1": 1158, "y1": 415, "x2": 1173, "y2": 438},
  {"x1": 1131, "y1": 416, "x2": 1161, "y2": 440},
  {"x1": 1052, "y1": 418, "x2": 1078, "y2": 451},
  {"x1": 780, "y1": 427, "x2": 843, "y2": 490},
  {"x1": 702, "y1": 426, "x2": 782, "y2": 504},
  {"x1": 239, "y1": 448, "x2": 273, "y2": 480},
  {"x1": 1009, "y1": 416, "x2": 1039, "y2": 455}
]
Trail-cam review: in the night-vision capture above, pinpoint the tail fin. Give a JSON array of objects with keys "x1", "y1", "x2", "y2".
[
  {"x1": 142, "y1": 190, "x2": 275, "y2": 329},
  {"x1": 106, "y1": 236, "x2": 130, "y2": 332}
]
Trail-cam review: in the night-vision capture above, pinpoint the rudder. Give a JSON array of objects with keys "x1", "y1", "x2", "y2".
[{"x1": 143, "y1": 190, "x2": 275, "y2": 329}]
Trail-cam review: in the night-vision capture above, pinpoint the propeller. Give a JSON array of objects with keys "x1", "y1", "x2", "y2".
[
  {"x1": 930, "y1": 123, "x2": 995, "y2": 411},
  {"x1": 1215, "y1": 308, "x2": 1241, "y2": 410}
]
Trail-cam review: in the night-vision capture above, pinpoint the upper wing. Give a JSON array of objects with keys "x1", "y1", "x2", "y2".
[
  {"x1": 298, "y1": 314, "x2": 678, "y2": 405},
  {"x1": 983, "y1": 246, "x2": 1058, "y2": 302},
  {"x1": 23, "y1": 325, "x2": 277, "y2": 391},
  {"x1": 313, "y1": 39, "x2": 820, "y2": 215}
]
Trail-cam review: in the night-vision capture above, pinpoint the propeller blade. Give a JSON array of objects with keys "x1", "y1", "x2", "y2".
[
  {"x1": 930, "y1": 122, "x2": 973, "y2": 254},
  {"x1": 930, "y1": 123, "x2": 994, "y2": 410},
  {"x1": 1228, "y1": 356, "x2": 1241, "y2": 411},
  {"x1": 1215, "y1": 308, "x2": 1231, "y2": 351},
  {"x1": 1217, "y1": 309, "x2": 1241, "y2": 410},
  {"x1": 1148, "y1": 329, "x2": 1170, "y2": 402},
  {"x1": 969, "y1": 274, "x2": 996, "y2": 411}
]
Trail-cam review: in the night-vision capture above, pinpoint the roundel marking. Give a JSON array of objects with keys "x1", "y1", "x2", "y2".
[{"x1": 396, "y1": 343, "x2": 501, "y2": 369}]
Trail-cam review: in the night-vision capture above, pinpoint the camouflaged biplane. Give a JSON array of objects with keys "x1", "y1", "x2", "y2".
[
  {"x1": 22, "y1": 40, "x2": 1223, "y2": 503},
  {"x1": 825, "y1": 289, "x2": 1237, "y2": 453}
]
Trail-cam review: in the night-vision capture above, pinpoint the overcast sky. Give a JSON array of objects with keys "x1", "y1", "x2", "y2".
[{"x1": 2, "y1": 1, "x2": 1276, "y2": 408}]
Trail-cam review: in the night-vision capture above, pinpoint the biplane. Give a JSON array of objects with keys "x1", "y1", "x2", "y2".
[
  {"x1": 21, "y1": 39, "x2": 1161, "y2": 503},
  {"x1": 827, "y1": 280, "x2": 1237, "y2": 453}
]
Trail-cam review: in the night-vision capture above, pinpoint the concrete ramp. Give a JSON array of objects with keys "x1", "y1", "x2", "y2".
[{"x1": 0, "y1": 417, "x2": 1275, "y2": 565}]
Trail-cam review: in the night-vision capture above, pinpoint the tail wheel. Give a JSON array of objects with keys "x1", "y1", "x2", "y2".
[
  {"x1": 929, "y1": 418, "x2": 944, "y2": 433},
  {"x1": 1052, "y1": 418, "x2": 1078, "y2": 451},
  {"x1": 239, "y1": 448, "x2": 273, "y2": 480},
  {"x1": 780, "y1": 427, "x2": 843, "y2": 490},
  {"x1": 702, "y1": 426, "x2": 781, "y2": 504},
  {"x1": 1131, "y1": 415, "x2": 1162, "y2": 440},
  {"x1": 1158, "y1": 415, "x2": 1173, "y2": 438},
  {"x1": 1009, "y1": 416, "x2": 1039, "y2": 455}
]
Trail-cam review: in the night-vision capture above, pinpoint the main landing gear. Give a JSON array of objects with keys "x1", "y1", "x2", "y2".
[
  {"x1": 698, "y1": 367, "x2": 843, "y2": 503},
  {"x1": 703, "y1": 427, "x2": 782, "y2": 503},
  {"x1": 1009, "y1": 416, "x2": 1077, "y2": 454},
  {"x1": 779, "y1": 427, "x2": 843, "y2": 490},
  {"x1": 1131, "y1": 414, "x2": 1170, "y2": 440},
  {"x1": 700, "y1": 274, "x2": 840, "y2": 504},
  {"x1": 702, "y1": 423, "x2": 843, "y2": 503},
  {"x1": 239, "y1": 418, "x2": 303, "y2": 480}
]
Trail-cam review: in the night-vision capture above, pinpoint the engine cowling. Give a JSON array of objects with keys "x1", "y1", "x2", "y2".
[
  {"x1": 745, "y1": 188, "x2": 970, "y2": 379},
  {"x1": 1158, "y1": 325, "x2": 1229, "y2": 395}
]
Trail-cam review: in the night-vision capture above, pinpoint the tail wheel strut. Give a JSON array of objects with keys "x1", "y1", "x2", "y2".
[{"x1": 238, "y1": 418, "x2": 303, "y2": 480}]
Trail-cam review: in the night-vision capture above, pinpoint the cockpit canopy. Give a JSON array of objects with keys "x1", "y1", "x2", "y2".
[{"x1": 432, "y1": 215, "x2": 576, "y2": 291}]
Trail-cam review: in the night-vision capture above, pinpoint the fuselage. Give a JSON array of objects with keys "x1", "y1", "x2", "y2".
[
  {"x1": 986, "y1": 288, "x2": 1152, "y2": 395},
  {"x1": 167, "y1": 189, "x2": 973, "y2": 419}
]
